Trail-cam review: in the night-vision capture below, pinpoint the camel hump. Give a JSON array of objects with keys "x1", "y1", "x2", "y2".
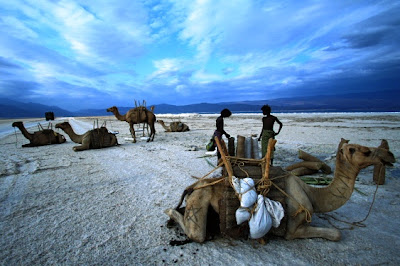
[{"x1": 89, "y1": 127, "x2": 113, "y2": 148}]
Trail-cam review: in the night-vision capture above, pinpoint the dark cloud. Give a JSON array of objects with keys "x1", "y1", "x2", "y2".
[
  {"x1": 341, "y1": 7, "x2": 400, "y2": 49},
  {"x1": 0, "y1": 57, "x2": 21, "y2": 69},
  {"x1": 0, "y1": 80, "x2": 40, "y2": 98}
]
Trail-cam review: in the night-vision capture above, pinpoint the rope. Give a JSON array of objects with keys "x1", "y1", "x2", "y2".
[
  {"x1": 235, "y1": 161, "x2": 249, "y2": 178},
  {"x1": 196, "y1": 162, "x2": 224, "y2": 180},
  {"x1": 257, "y1": 178, "x2": 272, "y2": 196},
  {"x1": 293, "y1": 205, "x2": 312, "y2": 223},
  {"x1": 264, "y1": 174, "x2": 312, "y2": 223},
  {"x1": 14, "y1": 127, "x2": 18, "y2": 148},
  {"x1": 218, "y1": 136, "x2": 312, "y2": 224},
  {"x1": 257, "y1": 138, "x2": 276, "y2": 196},
  {"x1": 193, "y1": 177, "x2": 225, "y2": 190}
]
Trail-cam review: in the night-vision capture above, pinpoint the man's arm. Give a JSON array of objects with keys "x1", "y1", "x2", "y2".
[{"x1": 275, "y1": 118, "x2": 283, "y2": 135}]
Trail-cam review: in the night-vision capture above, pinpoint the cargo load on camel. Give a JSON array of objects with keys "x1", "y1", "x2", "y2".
[
  {"x1": 55, "y1": 121, "x2": 118, "y2": 151},
  {"x1": 165, "y1": 136, "x2": 395, "y2": 243}
]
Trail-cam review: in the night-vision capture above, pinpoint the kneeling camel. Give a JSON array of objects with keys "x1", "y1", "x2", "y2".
[
  {"x1": 12, "y1": 121, "x2": 66, "y2": 147},
  {"x1": 55, "y1": 122, "x2": 118, "y2": 151},
  {"x1": 165, "y1": 139, "x2": 395, "y2": 243}
]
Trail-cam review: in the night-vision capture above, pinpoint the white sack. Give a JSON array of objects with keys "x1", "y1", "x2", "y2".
[
  {"x1": 235, "y1": 207, "x2": 251, "y2": 225},
  {"x1": 232, "y1": 177, "x2": 257, "y2": 208},
  {"x1": 240, "y1": 178, "x2": 257, "y2": 208},
  {"x1": 249, "y1": 195, "x2": 272, "y2": 239},
  {"x1": 264, "y1": 198, "x2": 285, "y2": 228}
]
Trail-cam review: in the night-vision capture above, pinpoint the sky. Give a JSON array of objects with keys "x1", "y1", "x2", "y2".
[{"x1": 0, "y1": 0, "x2": 399, "y2": 111}]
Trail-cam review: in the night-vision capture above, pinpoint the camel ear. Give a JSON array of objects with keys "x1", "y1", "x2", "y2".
[{"x1": 338, "y1": 138, "x2": 350, "y2": 150}]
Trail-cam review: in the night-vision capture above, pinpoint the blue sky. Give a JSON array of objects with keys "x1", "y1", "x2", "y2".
[{"x1": 0, "y1": 0, "x2": 399, "y2": 111}]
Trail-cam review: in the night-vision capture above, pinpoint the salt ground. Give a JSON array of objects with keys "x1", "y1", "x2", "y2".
[{"x1": 0, "y1": 112, "x2": 399, "y2": 265}]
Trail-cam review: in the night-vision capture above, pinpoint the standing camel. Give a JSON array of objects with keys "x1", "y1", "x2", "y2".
[
  {"x1": 55, "y1": 122, "x2": 118, "y2": 151},
  {"x1": 106, "y1": 106, "x2": 156, "y2": 143},
  {"x1": 165, "y1": 139, "x2": 395, "y2": 243},
  {"x1": 12, "y1": 121, "x2": 66, "y2": 147}
]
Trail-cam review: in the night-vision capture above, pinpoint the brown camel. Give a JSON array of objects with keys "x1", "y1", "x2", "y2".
[
  {"x1": 106, "y1": 106, "x2": 156, "y2": 143},
  {"x1": 157, "y1": 120, "x2": 190, "y2": 132},
  {"x1": 55, "y1": 122, "x2": 118, "y2": 151},
  {"x1": 165, "y1": 139, "x2": 395, "y2": 243},
  {"x1": 12, "y1": 121, "x2": 66, "y2": 147}
]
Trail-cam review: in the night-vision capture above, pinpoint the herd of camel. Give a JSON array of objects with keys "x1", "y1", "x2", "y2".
[
  {"x1": 11, "y1": 106, "x2": 396, "y2": 244},
  {"x1": 12, "y1": 105, "x2": 189, "y2": 151}
]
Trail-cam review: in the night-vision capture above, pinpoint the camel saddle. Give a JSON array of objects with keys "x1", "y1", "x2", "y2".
[
  {"x1": 214, "y1": 137, "x2": 288, "y2": 239},
  {"x1": 219, "y1": 163, "x2": 289, "y2": 239},
  {"x1": 89, "y1": 127, "x2": 115, "y2": 148},
  {"x1": 41, "y1": 129, "x2": 65, "y2": 144}
]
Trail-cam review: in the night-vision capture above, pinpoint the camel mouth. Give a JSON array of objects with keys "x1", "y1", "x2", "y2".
[{"x1": 381, "y1": 157, "x2": 395, "y2": 167}]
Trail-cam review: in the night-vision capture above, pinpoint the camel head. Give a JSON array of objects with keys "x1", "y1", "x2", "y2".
[
  {"x1": 106, "y1": 106, "x2": 118, "y2": 113},
  {"x1": 12, "y1": 121, "x2": 23, "y2": 127},
  {"x1": 55, "y1": 122, "x2": 71, "y2": 130},
  {"x1": 339, "y1": 143, "x2": 395, "y2": 170},
  {"x1": 157, "y1": 120, "x2": 164, "y2": 124}
]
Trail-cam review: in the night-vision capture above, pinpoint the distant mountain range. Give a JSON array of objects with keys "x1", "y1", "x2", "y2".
[{"x1": 1, "y1": 90, "x2": 399, "y2": 118}]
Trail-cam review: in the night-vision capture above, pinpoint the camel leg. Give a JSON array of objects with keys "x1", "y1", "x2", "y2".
[
  {"x1": 73, "y1": 137, "x2": 91, "y2": 151},
  {"x1": 285, "y1": 223, "x2": 341, "y2": 241},
  {"x1": 73, "y1": 144, "x2": 90, "y2": 151},
  {"x1": 285, "y1": 176, "x2": 341, "y2": 241},
  {"x1": 148, "y1": 122, "x2": 156, "y2": 142},
  {"x1": 165, "y1": 188, "x2": 211, "y2": 243},
  {"x1": 129, "y1": 122, "x2": 136, "y2": 143}
]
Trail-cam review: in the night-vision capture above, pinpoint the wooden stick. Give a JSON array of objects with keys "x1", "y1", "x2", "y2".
[
  {"x1": 263, "y1": 138, "x2": 277, "y2": 180},
  {"x1": 214, "y1": 137, "x2": 234, "y2": 178}
]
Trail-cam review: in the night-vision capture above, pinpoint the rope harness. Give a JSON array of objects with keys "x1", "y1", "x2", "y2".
[
  {"x1": 190, "y1": 137, "x2": 379, "y2": 229},
  {"x1": 206, "y1": 137, "x2": 313, "y2": 224}
]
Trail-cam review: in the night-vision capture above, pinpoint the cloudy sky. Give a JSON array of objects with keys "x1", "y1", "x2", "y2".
[{"x1": 0, "y1": 0, "x2": 399, "y2": 111}]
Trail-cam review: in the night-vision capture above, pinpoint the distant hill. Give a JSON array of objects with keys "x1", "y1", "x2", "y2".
[
  {"x1": 152, "y1": 90, "x2": 400, "y2": 113},
  {"x1": 0, "y1": 90, "x2": 398, "y2": 118},
  {"x1": 0, "y1": 98, "x2": 74, "y2": 118}
]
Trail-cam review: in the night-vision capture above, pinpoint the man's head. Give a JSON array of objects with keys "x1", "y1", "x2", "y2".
[
  {"x1": 261, "y1": 105, "x2": 271, "y2": 115},
  {"x1": 221, "y1": 108, "x2": 232, "y2": 117}
]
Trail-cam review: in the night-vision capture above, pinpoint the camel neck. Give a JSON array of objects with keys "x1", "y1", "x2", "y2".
[
  {"x1": 113, "y1": 109, "x2": 126, "y2": 121},
  {"x1": 160, "y1": 121, "x2": 168, "y2": 130},
  {"x1": 16, "y1": 124, "x2": 33, "y2": 140},
  {"x1": 62, "y1": 126, "x2": 84, "y2": 144},
  {"x1": 307, "y1": 159, "x2": 360, "y2": 213}
]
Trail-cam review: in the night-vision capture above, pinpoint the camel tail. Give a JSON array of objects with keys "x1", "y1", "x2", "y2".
[{"x1": 174, "y1": 187, "x2": 194, "y2": 210}]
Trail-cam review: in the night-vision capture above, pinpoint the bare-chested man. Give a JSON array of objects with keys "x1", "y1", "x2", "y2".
[{"x1": 258, "y1": 105, "x2": 283, "y2": 164}]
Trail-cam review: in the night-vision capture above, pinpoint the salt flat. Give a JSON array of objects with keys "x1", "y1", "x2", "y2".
[{"x1": 1, "y1": 112, "x2": 399, "y2": 265}]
